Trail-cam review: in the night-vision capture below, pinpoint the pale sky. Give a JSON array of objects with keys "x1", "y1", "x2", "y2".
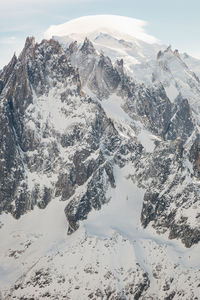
[{"x1": 0, "y1": 0, "x2": 200, "y2": 69}]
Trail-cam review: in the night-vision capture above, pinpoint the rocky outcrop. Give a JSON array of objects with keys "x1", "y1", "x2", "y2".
[
  {"x1": 0, "y1": 53, "x2": 17, "y2": 94},
  {"x1": 140, "y1": 139, "x2": 200, "y2": 247},
  {"x1": 165, "y1": 95, "x2": 194, "y2": 141},
  {"x1": 0, "y1": 97, "x2": 27, "y2": 217},
  {"x1": 189, "y1": 134, "x2": 200, "y2": 178},
  {"x1": 0, "y1": 37, "x2": 82, "y2": 218}
]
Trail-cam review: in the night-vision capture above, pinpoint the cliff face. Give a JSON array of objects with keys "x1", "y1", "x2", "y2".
[
  {"x1": 0, "y1": 38, "x2": 79, "y2": 217},
  {"x1": 0, "y1": 34, "x2": 200, "y2": 299},
  {"x1": 1, "y1": 36, "x2": 199, "y2": 246}
]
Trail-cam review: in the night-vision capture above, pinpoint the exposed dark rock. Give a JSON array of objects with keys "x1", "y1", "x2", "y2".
[
  {"x1": 0, "y1": 53, "x2": 17, "y2": 95},
  {"x1": 55, "y1": 172, "x2": 75, "y2": 200},
  {"x1": 189, "y1": 134, "x2": 200, "y2": 178},
  {"x1": 88, "y1": 53, "x2": 121, "y2": 99},
  {"x1": 65, "y1": 163, "x2": 114, "y2": 234},
  {"x1": 37, "y1": 187, "x2": 52, "y2": 209},
  {"x1": 165, "y1": 95, "x2": 194, "y2": 141},
  {"x1": 0, "y1": 37, "x2": 82, "y2": 218},
  {"x1": 141, "y1": 192, "x2": 160, "y2": 228},
  {"x1": 0, "y1": 98, "x2": 26, "y2": 215},
  {"x1": 135, "y1": 85, "x2": 173, "y2": 137},
  {"x1": 157, "y1": 50, "x2": 163, "y2": 60},
  {"x1": 169, "y1": 223, "x2": 200, "y2": 248},
  {"x1": 134, "y1": 272, "x2": 150, "y2": 300},
  {"x1": 80, "y1": 37, "x2": 96, "y2": 55}
]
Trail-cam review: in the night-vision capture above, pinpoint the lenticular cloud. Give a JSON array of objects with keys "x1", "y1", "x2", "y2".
[{"x1": 44, "y1": 15, "x2": 159, "y2": 44}]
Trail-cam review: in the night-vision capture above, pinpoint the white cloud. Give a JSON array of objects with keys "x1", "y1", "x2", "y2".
[{"x1": 44, "y1": 15, "x2": 159, "y2": 44}]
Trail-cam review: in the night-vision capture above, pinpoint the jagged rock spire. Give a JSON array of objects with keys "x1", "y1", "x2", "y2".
[
  {"x1": 0, "y1": 52, "x2": 18, "y2": 95},
  {"x1": 80, "y1": 37, "x2": 96, "y2": 55}
]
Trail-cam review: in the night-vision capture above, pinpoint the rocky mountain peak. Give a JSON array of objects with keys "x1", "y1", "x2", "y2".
[
  {"x1": 114, "y1": 58, "x2": 124, "y2": 75},
  {"x1": 80, "y1": 37, "x2": 96, "y2": 55},
  {"x1": 0, "y1": 30, "x2": 200, "y2": 299},
  {"x1": 157, "y1": 50, "x2": 163, "y2": 59},
  {"x1": 68, "y1": 40, "x2": 78, "y2": 54},
  {"x1": 0, "y1": 53, "x2": 17, "y2": 95},
  {"x1": 164, "y1": 45, "x2": 172, "y2": 53},
  {"x1": 19, "y1": 36, "x2": 36, "y2": 61},
  {"x1": 9, "y1": 52, "x2": 17, "y2": 67},
  {"x1": 173, "y1": 48, "x2": 180, "y2": 57},
  {"x1": 24, "y1": 36, "x2": 35, "y2": 50},
  {"x1": 158, "y1": 47, "x2": 180, "y2": 61}
]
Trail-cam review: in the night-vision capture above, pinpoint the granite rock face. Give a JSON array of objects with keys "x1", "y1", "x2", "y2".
[
  {"x1": 0, "y1": 36, "x2": 200, "y2": 250},
  {"x1": 1, "y1": 32, "x2": 200, "y2": 300},
  {"x1": 189, "y1": 134, "x2": 200, "y2": 178}
]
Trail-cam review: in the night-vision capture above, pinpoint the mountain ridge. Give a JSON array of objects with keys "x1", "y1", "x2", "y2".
[{"x1": 0, "y1": 32, "x2": 200, "y2": 299}]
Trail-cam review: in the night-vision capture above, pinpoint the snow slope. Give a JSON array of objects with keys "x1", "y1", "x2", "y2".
[{"x1": 0, "y1": 165, "x2": 199, "y2": 299}]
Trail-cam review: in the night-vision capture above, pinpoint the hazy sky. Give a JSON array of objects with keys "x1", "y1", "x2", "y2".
[{"x1": 0, "y1": 0, "x2": 200, "y2": 68}]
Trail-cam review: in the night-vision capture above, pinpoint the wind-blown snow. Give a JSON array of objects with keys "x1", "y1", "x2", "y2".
[
  {"x1": 101, "y1": 94, "x2": 132, "y2": 124},
  {"x1": 44, "y1": 15, "x2": 159, "y2": 44},
  {"x1": 137, "y1": 129, "x2": 156, "y2": 152},
  {"x1": 165, "y1": 84, "x2": 179, "y2": 103}
]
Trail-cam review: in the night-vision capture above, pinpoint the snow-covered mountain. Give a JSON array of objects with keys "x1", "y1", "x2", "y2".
[{"x1": 0, "y1": 16, "x2": 200, "y2": 299}]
